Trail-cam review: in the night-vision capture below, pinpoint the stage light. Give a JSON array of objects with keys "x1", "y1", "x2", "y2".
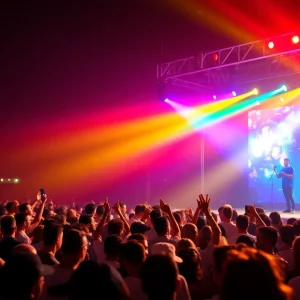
[
  {"x1": 268, "y1": 41, "x2": 274, "y2": 49},
  {"x1": 213, "y1": 95, "x2": 217, "y2": 100},
  {"x1": 164, "y1": 98, "x2": 169, "y2": 103},
  {"x1": 281, "y1": 85, "x2": 287, "y2": 92},
  {"x1": 14, "y1": 178, "x2": 19, "y2": 183},
  {"x1": 232, "y1": 91, "x2": 236, "y2": 96},
  {"x1": 8, "y1": 179, "x2": 11, "y2": 182},
  {"x1": 0, "y1": 179, "x2": 3, "y2": 182},
  {"x1": 213, "y1": 54, "x2": 218, "y2": 61},
  {"x1": 252, "y1": 88, "x2": 259, "y2": 95},
  {"x1": 292, "y1": 35, "x2": 299, "y2": 44},
  {"x1": 256, "y1": 100, "x2": 260, "y2": 106},
  {"x1": 280, "y1": 97, "x2": 284, "y2": 102}
]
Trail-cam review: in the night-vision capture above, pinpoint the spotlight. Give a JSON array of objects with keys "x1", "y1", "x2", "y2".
[
  {"x1": 213, "y1": 95, "x2": 217, "y2": 100},
  {"x1": 0, "y1": 179, "x2": 3, "y2": 182},
  {"x1": 252, "y1": 88, "x2": 259, "y2": 95},
  {"x1": 280, "y1": 97, "x2": 284, "y2": 102},
  {"x1": 8, "y1": 179, "x2": 11, "y2": 182},
  {"x1": 281, "y1": 85, "x2": 287, "y2": 92},
  {"x1": 164, "y1": 98, "x2": 169, "y2": 103},
  {"x1": 213, "y1": 54, "x2": 218, "y2": 61},
  {"x1": 14, "y1": 178, "x2": 19, "y2": 183},
  {"x1": 268, "y1": 41, "x2": 274, "y2": 49},
  {"x1": 292, "y1": 35, "x2": 299, "y2": 44},
  {"x1": 232, "y1": 91, "x2": 236, "y2": 96}
]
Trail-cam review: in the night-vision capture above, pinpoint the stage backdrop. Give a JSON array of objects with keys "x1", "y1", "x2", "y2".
[{"x1": 248, "y1": 105, "x2": 300, "y2": 206}]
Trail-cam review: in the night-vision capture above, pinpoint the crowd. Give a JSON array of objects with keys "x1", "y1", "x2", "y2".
[{"x1": 0, "y1": 192, "x2": 299, "y2": 300}]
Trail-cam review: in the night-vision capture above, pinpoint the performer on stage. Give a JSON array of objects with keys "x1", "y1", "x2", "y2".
[{"x1": 274, "y1": 158, "x2": 295, "y2": 213}]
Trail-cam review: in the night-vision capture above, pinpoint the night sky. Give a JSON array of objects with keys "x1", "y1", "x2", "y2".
[{"x1": 0, "y1": 0, "x2": 299, "y2": 205}]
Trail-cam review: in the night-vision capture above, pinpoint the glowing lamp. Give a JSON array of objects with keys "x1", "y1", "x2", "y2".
[
  {"x1": 281, "y1": 85, "x2": 287, "y2": 92},
  {"x1": 268, "y1": 41, "x2": 274, "y2": 49},
  {"x1": 213, "y1": 54, "x2": 218, "y2": 61},
  {"x1": 292, "y1": 35, "x2": 299, "y2": 44}
]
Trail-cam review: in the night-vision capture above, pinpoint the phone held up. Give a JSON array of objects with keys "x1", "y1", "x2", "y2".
[{"x1": 39, "y1": 188, "x2": 45, "y2": 197}]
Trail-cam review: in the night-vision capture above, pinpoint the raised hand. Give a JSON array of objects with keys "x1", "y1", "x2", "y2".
[
  {"x1": 198, "y1": 194, "x2": 210, "y2": 215},
  {"x1": 113, "y1": 200, "x2": 121, "y2": 215},
  {"x1": 41, "y1": 194, "x2": 47, "y2": 204},
  {"x1": 160, "y1": 199, "x2": 172, "y2": 214},
  {"x1": 104, "y1": 197, "x2": 110, "y2": 213}
]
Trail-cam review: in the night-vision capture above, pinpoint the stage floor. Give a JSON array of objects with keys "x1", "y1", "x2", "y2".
[{"x1": 214, "y1": 208, "x2": 300, "y2": 222}]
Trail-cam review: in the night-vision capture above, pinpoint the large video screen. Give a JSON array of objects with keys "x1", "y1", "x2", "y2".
[{"x1": 248, "y1": 106, "x2": 300, "y2": 204}]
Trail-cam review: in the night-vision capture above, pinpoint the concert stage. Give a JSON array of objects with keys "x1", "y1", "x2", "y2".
[{"x1": 215, "y1": 208, "x2": 300, "y2": 223}]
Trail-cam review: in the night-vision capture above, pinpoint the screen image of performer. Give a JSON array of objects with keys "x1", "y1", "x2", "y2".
[{"x1": 274, "y1": 158, "x2": 295, "y2": 213}]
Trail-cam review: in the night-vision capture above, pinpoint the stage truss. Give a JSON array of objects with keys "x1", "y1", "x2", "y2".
[{"x1": 157, "y1": 32, "x2": 300, "y2": 92}]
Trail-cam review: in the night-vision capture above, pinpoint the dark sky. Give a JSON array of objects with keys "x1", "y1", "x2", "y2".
[
  {"x1": 0, "y1": 0, "x2": 299, "y2": 203},
  {"x1": 0, "y1": 0, "x2": 231, "y2": 120},
  {"x1": 1, "y1": 0, "x2": 298, "y2": 119}
]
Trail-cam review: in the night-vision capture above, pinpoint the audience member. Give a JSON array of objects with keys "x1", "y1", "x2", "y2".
[
  {"x1": 119, "y1": 240, "x2": 147, "y2": 300},
  {"x1": 140, "y1": 254, "x2": 180, "y2": 300},
  {"x1": 221, "y1": 248, "x2": 292, "y2": 300},
  {"x1": 0, "y1": 253, "x2": 53, "y2": 300},
  {"x1": 127, "y1": 233, "x2": 149, "y2": 254},
  {"x1": 219, "y1": 205, "x2": 237, "y2": 239},
  {"x1": 103, "y1": 234, "x2": 123, "y2": 269},
  {"x1": 0, "y1": 215, "x2": 21, "y2": 261},
  {"x1": 38, "y1": 223, "x2": 63, "y2": 265},
  {"x1": 15, "y1": 212, "x2": 31, "y2": 244},
  {"x1": 227, "y1": 215, "x2": 256, "y2": 244},
  {"x1": 5, "y1": 200, "x2": 19, "y2": 216}
]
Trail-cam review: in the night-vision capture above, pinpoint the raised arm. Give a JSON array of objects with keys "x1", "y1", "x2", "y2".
[
  {"x1": 198, "y1": 194, "x2": 221, "y2": 245},
  {"x1": 26, "y1": 193, "x2": 47, "y2": 235},
  {"x1": 113, "y1": 201, "x2": 130, "y2": 237},
  {"x1": 94, "y1": 198, "x2": 110, "y2": 240},
  {"x1": 247, "y1": 205, "x2": 266, "y2": 228},
  {"x1": 191, "y1": 200, "x2": 201, "y2": 225},
  {"x1": 160, "y1": 199, "x2": 181, "y2": 238}
]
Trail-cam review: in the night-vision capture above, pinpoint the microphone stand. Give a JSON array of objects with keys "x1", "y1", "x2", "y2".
[{"x1": 269, "y1": 168, "x2": 276, "y2": 212}]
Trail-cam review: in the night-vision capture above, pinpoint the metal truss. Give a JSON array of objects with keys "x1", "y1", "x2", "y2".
[{"x1": 157, "y1": 32, "x2": 300, "y2": 91}]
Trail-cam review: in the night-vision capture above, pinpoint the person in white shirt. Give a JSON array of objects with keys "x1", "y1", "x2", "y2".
[
  {"x1": 227, "y1": 215, "x2": 257, "y2": 244},
  {"x1": 129, "y1": 204, "x2": 147, "y2": 225},
  {"x1": 119, "y1": 240, "x2": 147, "y2": 300},
  {"x1": 219, "y1": 205, "x2": 237, "y2": 239},
  {"x1": 148, "y1": 200, "x2": 181, "y2": 253},
  {"x1": 15, "y1": 212, "x2": 31, "y2": 244}
]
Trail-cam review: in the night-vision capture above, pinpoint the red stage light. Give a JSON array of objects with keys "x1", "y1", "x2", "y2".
[
  {"x1": 268, "y1": 41, "x2": 274, "y2": 49},
  {"x1": 292, "y1": 35, "x2": 299, "y2": 44},
  {"x1": 213, "y1": 53, "x2": 218, "y2": 61}
]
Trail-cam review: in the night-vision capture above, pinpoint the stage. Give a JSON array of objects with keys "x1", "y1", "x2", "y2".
[{"x1": 212, "y1": 208, "x2": 300, "y2": 223}]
